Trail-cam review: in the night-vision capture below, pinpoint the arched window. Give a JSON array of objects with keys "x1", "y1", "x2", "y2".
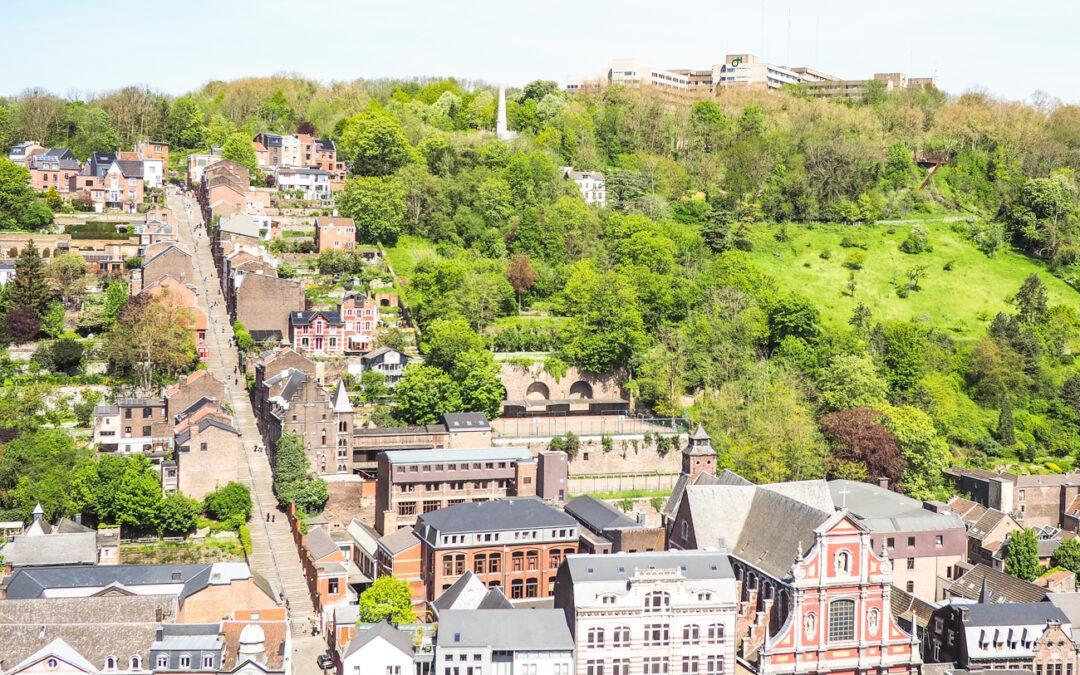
[
  {"x1": 488, "y1": 553, "x2": 501, "y2": 573},
  {"x1": 46, "y1": 658, "x2": 59, "y2": 670},
  {"x1": 613, "y1": 626, "x2": 631, "y2": 647},
  {"x1": 105, "y1": 656, "x2": 117, "y2": 670},
  {"x1": 682, "y1": 624, "x2": 701, "y2": 645},
  {"x1": 130, "y1": 656, "x2": 142, "y2": 670},
  {"x1": 707, "y1": 623, "x2": 725, "y2": 644},
  {"x1": 645, "y1": 591, "x2": 670, "y2": 612},
  {"x1": 473, "y1": 553, "x2": 487, "y2": 574},
  {"x1": 828, "y1": 599, "x2": 855, "y2": 642},
  {"x1": 587, "y1": 628, "x2": 605, "y2": 648}
]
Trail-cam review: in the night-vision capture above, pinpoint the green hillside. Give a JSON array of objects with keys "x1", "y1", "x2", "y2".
[{"x1": 749, "y1": 219, "x2": 1079, "y2": 340}]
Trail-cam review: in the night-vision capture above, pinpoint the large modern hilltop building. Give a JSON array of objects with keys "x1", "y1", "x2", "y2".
[{"x1": 567, "y1": 54, "x2": 936, "y2": 99}]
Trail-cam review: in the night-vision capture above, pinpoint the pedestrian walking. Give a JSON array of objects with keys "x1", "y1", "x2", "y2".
[
  {"x1": 266, "y1": 513, "x2": 270, "y2": 522},
  {"x1": 272, "y1": 514, "x2": 276, "y2": 523}
]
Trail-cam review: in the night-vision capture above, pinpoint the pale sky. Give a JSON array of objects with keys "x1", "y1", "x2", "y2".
[{"x1": 3, "y1": 0, "x2": 1077, "y2": 103}]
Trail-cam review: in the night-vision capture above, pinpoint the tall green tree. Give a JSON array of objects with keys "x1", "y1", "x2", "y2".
[
  {"x1": 558, "y1": 263, "x2": 647, "y2": 373},
  {"x1": 338, "y1": 176, "x2": 406, "y2": 244},
  {"x1": 222, "y1": 132, "x2": 259, "y2": 174},
  {"x1": 0, "y1": 159, "x2": 52, "y2": 231},
  {"x1": 420, "y1": 318, "x2": 484, "y2": 371},
  {"x1": 1005, "y1": 528, "x2": 1041, "y2": 582},
  {"x1": 9, "y1": 240, "x2": 52, "y2": 317},
  {"x1": 164, "y1": 96, "x2": 206, "y2": 150},
  {"x1": 339, "y1": 108, "x2": 413, "y2": 176},
  {"x1": 394, "y1": 364, "x2": 463, "y2": 425},
  {"x1": 1052, "y1": 538, "x2": 1080, "y2": 575},
  {"x1": 359, "y1": 576, "x2": 417, "y2": 624}
]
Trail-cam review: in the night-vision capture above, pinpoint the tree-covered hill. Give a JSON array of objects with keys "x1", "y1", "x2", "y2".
[{"x1": 2, "y1": 74, "x2": 1079, "y2": 501}]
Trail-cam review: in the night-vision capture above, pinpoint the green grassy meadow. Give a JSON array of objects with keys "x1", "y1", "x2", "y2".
[{"x1": 748, "y1": 220, "x2": 1079, "y2": 340}]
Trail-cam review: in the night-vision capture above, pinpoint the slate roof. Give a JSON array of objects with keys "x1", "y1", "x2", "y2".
[
  {"x1": 889, "y1": 584, "x2": 936, "y2": 629},
  {"x1": 431, "y1": 571, "x2": 514, "y2": 613},
  {"x1": 0, "y1": 595, "x2": 177, "y2": 672},
  {"x1": 945, "y1": 564, "x2": 1049, "y2": 604},
  {"x1": 963, "y1": 602, "x2": 1068, "y2": 627},
  {"x1": 0, "y1": 530, "x2": 98, "y2": 567},
  {"x1": 969, "y1": 509, "x2": 1012, "y2": 541},
  {"x1": 563, "y1": 550, "x2": 734, "y2": 582},
  {"x1": 332, "y1": 380, "x2": 353, "y2": 414},
  {"x1": 441, "y1": 412, "x2": 491, "y2": 432},
  {"x1": 250, "y1": 329, "x2": 283, "y2": 343},
  {"x1": 378, "y1": 527, "x2": 421, "y2": 555},
  {"x1": 342, "y1": 621, "x2": 414, "y2": 659},
  {"x1": 661, "y1": 470, "x2": 724, "y2": 521},
  {"x1": 115, "y1": 159, "x2": 145, "y2": 178},
  {"x1": 682, "y1": 481, "x2": 834, "y2": 579},
  {"x1": 1, "y1": 563, "x2": 265, "y2": 603},
  {"x1": 437, "y1": 609, "x2": 573, "y2": 651},
  {"x1": 290, "y1": 309, "x2": 344, "y2": 326},
  {"x1": 565, "y1": 495, "x2": 639, "y2": 534},
  {"x1": 416, "y1": 498, "x2": 577, "y2": 538},
  {"x1": 828, "y1": 479, "x2": 966, "y2": 533},
  {"x1": 383, "y1": 447, "x2": 532, "y2": 465},
  {"x1": 304, "y1": 526, "x2": 340, "y2": 562}
]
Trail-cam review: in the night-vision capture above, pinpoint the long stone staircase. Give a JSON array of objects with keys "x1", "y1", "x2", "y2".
[{"x1": 169, "y1": 191, "x2": 317, "y2": 637}]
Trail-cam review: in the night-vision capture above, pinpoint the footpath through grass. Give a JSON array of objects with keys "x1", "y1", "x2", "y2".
[{"x1": 748, "y1": 220, "x2": 1079, "y2": 340}]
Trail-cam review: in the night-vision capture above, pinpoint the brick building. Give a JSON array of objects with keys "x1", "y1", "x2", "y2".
[
  {"x1": 565, "y1": 495, "x2": 666, "y2": 554},
  {"x1": 253, "y1": 348, "x2": 316, "y2": 430},
  {"x1": 264, "y1": 374, "x2": 353, "y2": 476},
  {"x1": 232, "y1": 272, "x2": 305, "y2": 344},
  {"x1": 946, "y1": 466, "x2": 1080, "y2": 529},
  {"x1": 414, "y1": 498, "x2": 579, "y2": 603},
  {"x1": 374, "y1": 446, "x2": 547, "y2": 534},
  {"x1": 92, "y1": 397, "x2": 170, "y2": 456},
  {"x1": 140, "y1": 244, "x2": 195, "y2": 290},
  {"x1": 288, "y1": 293, "x2": 382, "y2": 356},
  {"x1": 164, "y1": 370, "x2": 227, "y2": 424},
  {"x1": 314, "y1": 216, "x2": 356, "y2": 252},
  {"x1": 173, "y1": 415, "x2": 242, "y2": 500},
  {"x1": 376, "y1": 527, "x2": 426, "y2": 608}
]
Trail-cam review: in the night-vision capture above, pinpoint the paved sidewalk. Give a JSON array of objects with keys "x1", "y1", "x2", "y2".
[{"x1": 169, "y1": 190, "x2": 329, "y2": 672}]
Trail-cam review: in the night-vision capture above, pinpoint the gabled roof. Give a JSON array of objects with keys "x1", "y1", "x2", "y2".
[
  {"x1": 290, "y1": 310, "x2": 343, "y2": 327},
  {"x1": 304, "y1": 526, "x2": 340, "y2": 562},
  {"x1": 828, "y1": 479, "x2": 965, "y2": 533},
  {"x1": 8, "y1": 637, "x2": 98, "y2": 674},
  {"x1": 218, "y1": 213, "x2": 262, "y2": 238},
  {"x1": 437, "y1": 609, "x2": 573, "y2": 651},
  {"x1": 964, "y1": 602, "x2": 1068, "y2": 627},
  {"x1": 945, "y1": 564, "x2": 1049, "y2": 604},
  {"x1": 377, "y1": 527, "x2": 421, "y2": 555},
  {"x1": 0, "y1": 530, "x2": 98, "y2": 567},
  {"x1": 431, "y1": 570, "x2": 514, "y2": 613},
  {"x1": 565, "y1": 495, "x2": 639, "y2": 534},
  {"x1": 416, "y1": 498, "x2": 577, "y2": 539},
  {"x1": 115, "y1": 159, "x2": 145, "y2": 178},
  {"x1": 342, "y1": 621, "x2": 414, "y2": 660},
  {"x1": 441, "y1": 412, "x2": 490, "y2": 431}
]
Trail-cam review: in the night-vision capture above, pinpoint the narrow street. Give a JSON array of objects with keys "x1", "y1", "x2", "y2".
[{"x1": 169, "y1": 189, "x2": 328, "y2": 672}]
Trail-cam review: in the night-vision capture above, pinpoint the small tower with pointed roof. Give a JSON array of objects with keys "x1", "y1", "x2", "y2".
[{"x1": 682, "y1": 425, "x2": 716, "y2": 478}]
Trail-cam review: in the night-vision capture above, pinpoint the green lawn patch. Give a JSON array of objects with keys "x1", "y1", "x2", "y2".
[
  {"x1": 748, "y1": 220, "x2": 1079, "y2": 340},
  {"x1": 385, "y1": 235, "x2": 440, "y2": 278}
]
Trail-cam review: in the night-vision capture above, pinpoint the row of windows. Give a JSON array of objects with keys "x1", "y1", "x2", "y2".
[
  {"x1": 397, "y1": 461, "x2": 510, "y2": 473},
  {"x1": 587, "y1": 656, "x2": 723, "y2": 675},
  {"x1": 400, "y1": 479, "x2": 511, "y2": 493},
  {"x1": 442, "y1": 548, "x2": 576, "y2": 575},
  {"x1": 587, "y1": 623, "x2": 725, "y2": 648}
]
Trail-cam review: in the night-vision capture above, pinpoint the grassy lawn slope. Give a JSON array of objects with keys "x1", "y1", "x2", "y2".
[{"x1": 749, "y1": 220, "x2": 1079, "y2": 340}]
